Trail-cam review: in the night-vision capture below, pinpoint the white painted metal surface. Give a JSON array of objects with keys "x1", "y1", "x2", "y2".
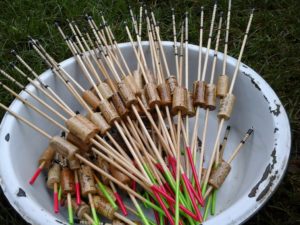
[{"x1": 0, "y1": 42, "x2": 291, "y2": 225}]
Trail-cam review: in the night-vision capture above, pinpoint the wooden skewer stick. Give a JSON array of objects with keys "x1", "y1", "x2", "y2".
[
  {"x1": 191, "y1": 2, "x2": 217, "y2": 160},
  {"x1": 202, "y1": 10, "x2": 255, "y2": 193},
  {"x1": 204, "y1": 128, "x2": 254, "y2": 199},
  {"x1": 54, "y1": 23, "x2": 192, "y2": 220},
  {"x1": 1, "y1": 69, "x2": 146, "y2": 191},
  {"x1": 123, "y1": 19, "x2": 200, "y2": 221},
  {"x1": 219, "y1": 126, "x2": 231, "y2": 160},
  {"x1": 95, "y1": 20, "x2": 170, "y2": 182},
  {"x1": 67, "y1": 36, "x2": 153, "y2": 185},
  {"x1": 0, "y1": 102, "x2": 166, "y2": 218},
  {"x1": 88, "y1": 18, "x2": 176, "y2": 164},
  {"x1": 222, "y1": 0, "x2": 232, "y2": 76},
  {"x1": 33, "y1": 44, "x2": 150, "y2": 188},
  {"x1": 191, "y1": 6, "x2": 204, "y2": 161},
  {"x1": 12, "y1": 51, "x2": 73, "y2": 114},
  {"x1": 198, "y1": 12, "x2": 223, "y2": 185},
  {"x1": 149, "y1": 11, "x2": 204, "y2": 222},
  {"x1": 13, "y1": 43, "x2": 149, "y2": 188},
  {"x1": 0, "y1": 77, "x2": 66, "y2": 130},
  {"x1": 228, "y1": 128, "x2": 254, "y2": 164},
  {"x1": 69, "y1": 23, "x2": 156, "y2": 180},
  {"x1": 125, "y1": 20, "x2": 175, "y2": 158},
  {"x1": 145, "y1": 11, "x2": 178, "y2": 153},
  {"x1": 184, "y1": 12, "x2": 191, "y2": 175},
  {"x1": 171, "y1": 8, "x2": 179, "y2": 78}
]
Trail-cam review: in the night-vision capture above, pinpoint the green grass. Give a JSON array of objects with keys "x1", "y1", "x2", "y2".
[{"x1": 0, "y1": 0, "x2": 299, "y2": 224}]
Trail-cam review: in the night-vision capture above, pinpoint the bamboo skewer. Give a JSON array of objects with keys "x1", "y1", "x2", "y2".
[
  {"x1": 203, "y1": 127, "x2": 254, "y2": 200},
  {"x1": 66, "y1": 23, "x2": 155, "y2": 185},
  {"x1": 222, "y1": 0, "x2": 232, "y2": 77},
  {"x1": 198, "y1": 12, "x2": 223, "y2": 187},
  {"x1": 202, "y1": 10, "x2": 255, "y2": 194},
  {"x1": 219, "y1": 126, "x2": 231, "y2": 160},
  {"x1": 124, "y1": 22, "x2": 177, "y2": 160},
  {"x1": 0, "y1": 101, "x2": 166, "y2": 217},
  {"x1": 58, "y1": 20, "x2": 202, "y2": 222},
  {"x1": 191, "y1": 2, "x2": 217, "y2": 160},
  {"x1": 0, "y1": 4, "x2": 258, "y2": 224},
  {"x1": 1, "y1": 67, "x2": 148, "y2": 189},
  {"x1": 12, "y1": 51, "x2": 73, "y2": 114},
  {"x1": 171, "y1": 8, "x2": 179, "y2": 79},
  {"x1": 29, "y1": 37, "x2": 148, "y2": 179}
]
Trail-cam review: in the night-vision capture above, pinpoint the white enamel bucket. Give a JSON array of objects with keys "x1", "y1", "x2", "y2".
[{"x1": 0, "y1": 42, "x2": 291, "y2": 225}]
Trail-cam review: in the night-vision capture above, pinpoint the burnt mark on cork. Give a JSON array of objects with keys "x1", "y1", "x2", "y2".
[
  {"x1": 5, "y1": 133, "x2": 10, "y2": 142},
  {"x1": 242, "y1": 64, "x2": 249, "y2": 68},
  {"x1": 17, "y1": 188, "x2": 26, "y2": 197},
  {"x1": 242, "y1": 72, "x2": 261, "y2": 91},
  {"x1": 274, "y1": 127, "x2": 279, "y2": 133},
  {"x1": 269, "y1": 101, "x2": 281, "y2": 116},
  {"x1": 256, "y1": 171, "x2": 278, "y2": 201},
  {"x1": 249, "y1": 148, "x2": 277, "y2": 198}
]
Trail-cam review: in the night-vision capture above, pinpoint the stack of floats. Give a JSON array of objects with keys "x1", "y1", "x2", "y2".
[{"x1": 0, "y1": 1, "x2": 255, "y2": 225}]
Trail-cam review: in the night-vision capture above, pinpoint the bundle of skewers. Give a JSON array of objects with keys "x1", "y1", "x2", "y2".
[{"x1": 0, "y1": 1, "x2": 255, "y2": 225}]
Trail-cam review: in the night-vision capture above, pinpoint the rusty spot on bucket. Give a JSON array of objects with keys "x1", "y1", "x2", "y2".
[
  {"x1": 242, "y1": 72, "x2": 261, "y2": 91},
  {"x1": 256, "y1": 171, "x2": 278, "y2": 201},
  {"x1": 249, "y1": 148, "x2": 277, "y2": 198},
  {"x1": 269, "y1": 101, "x2": 281, "y2": 116},
  {"x1": 17, "y1": 188, "x2": 26, "y2": 197},
  {"x1": 5, "y1": 133, "x2": 10, "y2": 142}
]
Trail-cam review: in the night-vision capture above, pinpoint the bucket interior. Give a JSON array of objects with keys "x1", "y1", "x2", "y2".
[{"x1": 0, "y1": 42, "x2": 284, "y2": 224}]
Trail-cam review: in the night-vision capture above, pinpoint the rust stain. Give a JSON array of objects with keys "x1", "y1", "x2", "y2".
[
  {"x1": 248, "y1": 164, "x2": 271, "y2": 197},
  {"x1": 269, "y1": 101, "x2": 281, "y2": 116},
  {"x1": 256, "y1": 171, "x2": 278, "y2": 201},
  {"x1": 249, "y1": 148, "x2": 277, "y2": 198},
  {"x1": 5, "y1": 133, "x2": 10, "y2": 142},
  {"x1": 16, "y1": 188, "x2": 26, "y2": 197},
  {"x1": 242, "y1": 72, "x2": 261, "y2": 91}
]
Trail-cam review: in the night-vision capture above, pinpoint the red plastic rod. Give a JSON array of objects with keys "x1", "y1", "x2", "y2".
[
  {"x1": 182, "y1": 174, "x2": 203, "y2": 222},
  {"x1": 186, "y1": 146, "x2": 203, "y2": 202},
  {"x1": 54, "y1": 191, "x2": 59, "y2": 213},
  {"x1": 114, "y1": 192, "x2": 128, "y2": 216},
  {"x1": 29, "y1": 167, "x2": 43, "y2": 185},
  {"x1": 151, "y1": 187, "x2": 175, "y2": 225},
  {"x1": 152, "y1": 185, "x2": 198, "y2": 221},
  {"x1": 75, "y1": 182, "x2": 81, "y2": 205}
]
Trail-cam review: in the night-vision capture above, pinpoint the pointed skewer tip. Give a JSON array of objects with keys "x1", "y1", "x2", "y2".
[
  {"x1": 54, "y1": 21, "x2": 60, "y2": 27},
  {"x1": 9, "y1": 62, "x2": 16, "y2": 68},
  {"x1": 10, "y1": 49, "x2": 17, "y2": 56},
  {"x1": 247, "y1": 128, "x2": 254, "y2": 135}
]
